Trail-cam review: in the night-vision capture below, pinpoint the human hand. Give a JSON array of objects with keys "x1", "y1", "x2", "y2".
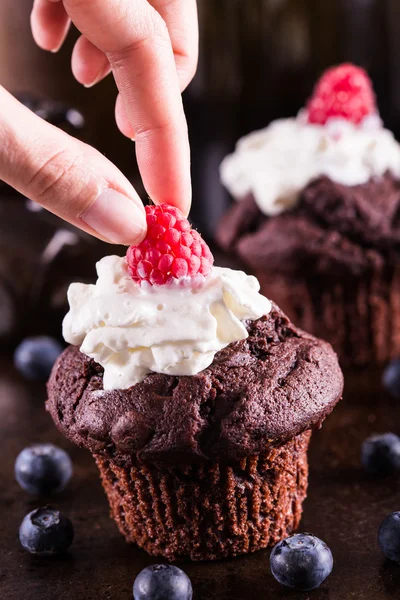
[
  {"x1": 0, "y1": 1, "x2": 198, "y2": 245},
  {"x1": 31, "y1": 0, "x2": 198, "y2": 214}
]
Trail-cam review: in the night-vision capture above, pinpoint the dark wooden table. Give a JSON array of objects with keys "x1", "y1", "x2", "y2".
[{"x1": 1, "y1": 354, "x2": 400, "y2": 600}]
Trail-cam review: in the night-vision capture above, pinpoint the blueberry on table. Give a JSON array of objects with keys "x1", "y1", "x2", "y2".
[
  {"x1": 133, "y1": 565, "x2": 193, "y2": 600},
  {"x1": 383, "y1": 359, "x2": 400, "y2": 399},
  {"x1": 270, "y1": 533, "x2": 333, "y2": 591},
  {"x1": 379, "y1": 512, "x2": 400, "y2": 562},
  {"x1": 15, "y1": 444, "x2": 73, "y2": 495},
  {"x1": 14, "y1": 336, "x2": 63, "y2": 380},
  {"x1": 19, "y1": 507, "x2": 74, "y2": 556},
  {"x1": 361, "y1": 433, "x2": 400, "y2": 476}
]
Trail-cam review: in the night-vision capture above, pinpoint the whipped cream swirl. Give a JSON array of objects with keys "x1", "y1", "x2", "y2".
[
  {"x1": 220, "y1": 116, "x2": 400, "y2": 216},
  {"x1": 63, "y1": 255, "x2": 271, "y2": 390}
]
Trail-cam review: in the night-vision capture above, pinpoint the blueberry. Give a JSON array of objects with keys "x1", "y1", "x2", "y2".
[
  {"x1": 19, "y1": 507, "x2": 74, "y2": 555},
  {"x1": 15, "y1": 444, "x2": 73, "y2": 495},
  {"x1": 383, "y1": 359, "x2": 400, "y2": 399},
  {"x1": 133, "y1": 565, "x2": 192, "y2": 600},
  {"x1": 361, "y1": 433, "x2": 400, "y2": 476},
  {"x1": 379, "y1": 512, "x2": 400, "y2": 562},
  {"x1": 270, "y1": 533, "x2": 333, "y2": 591},
  {"x1": 14, "y1": 336, "x2": 63, "y2": 380}
]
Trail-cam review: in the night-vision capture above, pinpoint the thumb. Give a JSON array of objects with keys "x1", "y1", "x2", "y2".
[{"x1": 0, "y1": 87, "x2": 146, "y2": 245}]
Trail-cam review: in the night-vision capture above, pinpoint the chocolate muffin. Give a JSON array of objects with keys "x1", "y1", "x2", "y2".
[
  {"x1": 217, "y1": 64, "x2": 400, "y2": 367},
  {"x1": 47, "y1": 204, "x2": 343, "y2": 561}
]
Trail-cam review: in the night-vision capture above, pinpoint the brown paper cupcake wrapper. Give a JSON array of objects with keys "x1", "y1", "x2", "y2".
[
  {"x1": 257, "y1": 264, "x2": 400, "y2": 367},
  {"x1": 95, "y1": 430, "x2": 311, "y2": 561}
]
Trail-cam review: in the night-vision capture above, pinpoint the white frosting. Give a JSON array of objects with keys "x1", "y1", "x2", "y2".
[
  {"x1": 63, "y1": 255, "x2": 271, "y2": 391},
  {"x1": 220, "y1": 116, "x2": 400, "y2": 216}
]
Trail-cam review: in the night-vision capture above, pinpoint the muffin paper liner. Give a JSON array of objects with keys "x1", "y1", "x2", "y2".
[
  {"x1": 258, "y1": 264, "x2": 400, "y2": 367},
  {"x1": 95, "y1": 430, "x2": 310, "y2": 561}
]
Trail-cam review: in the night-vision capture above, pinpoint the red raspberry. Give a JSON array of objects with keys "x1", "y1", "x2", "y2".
[
  {"x1": 306, "y1": 63, "x2": 377, "y2": 125},
  {"x1": 126, "y1": 204, "x2": 214, "y2": 286}
]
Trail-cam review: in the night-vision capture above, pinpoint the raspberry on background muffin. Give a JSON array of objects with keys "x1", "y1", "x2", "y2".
[
  {"x1": 217, "y1": 64, "x2": 400, "y2": 367},
  {"x1": 47, "y1": 204, "x2": 343, "y2": 561}
]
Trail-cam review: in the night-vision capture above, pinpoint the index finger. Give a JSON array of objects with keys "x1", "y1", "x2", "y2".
[{"x1": 63, "y1": 0, "x2": 191, "y2": 215}]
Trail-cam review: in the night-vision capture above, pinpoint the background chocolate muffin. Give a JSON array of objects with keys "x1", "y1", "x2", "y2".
[{"x1": 217, "y1": 64, "x2": 400, "y2": 367}]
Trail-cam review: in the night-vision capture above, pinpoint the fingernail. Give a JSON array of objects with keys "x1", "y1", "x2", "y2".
[
  {"x1": 49, "y1": 41, "x2": 63, "y2": 54},
  {"x1": 80, "y1": 189, "x2": 146, "y2": 245},
  {"x1": 83, "y1": 78, "x2": 100, "y2": 89},
  {"x1": 182, "y1": 194, "x2": 192, "y2": 217},
  {"x1": 83, "y1": 69, "x2": 107, "y2": 89}
]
